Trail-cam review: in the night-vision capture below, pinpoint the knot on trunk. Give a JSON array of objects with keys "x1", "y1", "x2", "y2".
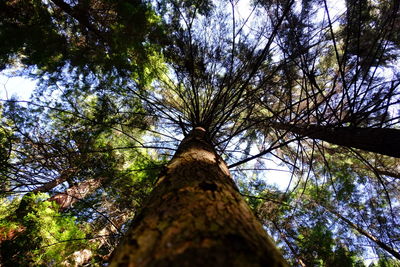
[{"x1": 192, "y1": 127, "x2": 206, "y2": 138}]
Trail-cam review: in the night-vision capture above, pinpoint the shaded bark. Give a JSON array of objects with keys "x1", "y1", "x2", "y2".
[
  {"x1": 272, "y1": 123, "x2": 400, "y2": 158},
  {"x1": 110, "y1": 127, "x2": 287, "y2": 266},
  {"x1": 31, "y1": 169, "x2": 77, "y2": 194},
  {"x1": 376, "y1": 169, "x2": 400, "y2": 179},
  {"x1": 49, "y1": 178, "x2": 103, "y2": 210}
]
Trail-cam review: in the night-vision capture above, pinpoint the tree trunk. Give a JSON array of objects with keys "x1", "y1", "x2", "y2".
[
  {"x1": 322, "y1": 205, "x2": 400, "y2": 260},
  {"x1": 272, "y1": 123, "x2": 400, "y2": 158},
  {"x1": 31, "y1": 169, "x2": 77, "y2": 194},
  {"x1": 49, "y1": 178, "x2": 103, "y2": 210},
  {"x1": 0, "y1": 178, "x2": 103, "y2": 252},
  {"x1": 63, "y1": 210, "x2": 131, "y2": 266},
  {"x1": 377, "y1": 169, "x2": 400, "y2": 179},
  {"x1": 272, "y1": 221, "x2": 306, "y2": 267},
  {"x1": 0, "y1": 177, "x2": 105, "y2": 266},
  {"x1": 110, "y1": 127, "x2": 287, "y2": 266}
]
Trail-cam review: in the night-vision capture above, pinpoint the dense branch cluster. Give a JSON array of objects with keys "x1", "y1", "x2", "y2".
[{"x1": 0, "y1": 0, "x2": 399, "y2": 265}]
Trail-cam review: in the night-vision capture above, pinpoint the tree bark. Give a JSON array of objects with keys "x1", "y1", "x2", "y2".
[
  {"x1": 31, "y1": 169, "x2": 77, "y2": 194},
  {"x1": 272, "y1": 123, "x2": 400, "y2": 158},
  {"x1": 376, "y1": 169, "x2": 400, "y2": 179},
  {"x1": 110, "y1": 127, "x2": 287, "y2": 266},
  {"x1": 49, "y1": 178, "x2": 103, "y2": 210}
]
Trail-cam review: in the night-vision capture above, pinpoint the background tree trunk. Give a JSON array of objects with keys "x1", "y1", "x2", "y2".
[
  {"x1": 49, "y1": 177, "x2": 103, "y2": 210},
  {"x1": 110, "y1": 127, "x2": 287, "y2": 266},
  {"x1": 31, "y1": 168, "x2": 78, "y2": 194},
  {"x1": 322, "y1": 204, "x2": 400, "y2": 260},
  {"x1": 272, "y1": 123, "x2": 400, "y2": 158}
]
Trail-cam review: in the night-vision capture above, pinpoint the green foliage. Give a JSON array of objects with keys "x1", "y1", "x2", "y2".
[
  {"x1": 369, "y1": 258, "x2": 400, "y2": 267},
  {"x1": 296, "y1": 222, "x2": 363, "y2": 266},
  {"x1": 0, "y1": 0, "x2": 166, "y2": 80},
  {"x1": 0, "y1": 193, "x2": 89, "y2": 266},
  {"x1": 1, "y1": 0, "x2": 399, "y2": 264},
  {"x1": 0, "y1": 111, "x2": 11, "y2": 167}
]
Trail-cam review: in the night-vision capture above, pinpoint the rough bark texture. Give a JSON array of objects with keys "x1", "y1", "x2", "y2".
[
  {"x1": 110, "y1": 128, "x2": 287, "y2": 267},
  {"x1": 272, "y1": 123, "x2": 400, "y2": 158}
]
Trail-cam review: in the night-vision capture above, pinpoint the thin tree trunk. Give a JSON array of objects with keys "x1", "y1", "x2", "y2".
[
  {"x1": 63, "y1": 211, "x2": 131, "y2": 266},
  {"x1": 6, "y1": 168, "x2": 79, "y2": 227},
  {"x1": 272, "y1": 221, "x2": 306, "y2": 267},
  {"x1": 281, "y1": 236, "x2": 306, "y2": 267},
  {"x1": 1, "y1": 178, "x2": 102, "y2": 243},
  {"x1": 31, "y1": 169, "x2": 77, "y2": 194},
  {"x1": 322, "y1": 205, "x2": 400, "y2": 259},
  {"x1": 376, "y1": 169, "x2": 400, "y2": 179},
  {"x1": 272, "y1": 123, "x2": 400, "y2": 158},
  {"x1": 49, "y1": 178, "x2": 103, "y2": 210},
  {"x1": 110, "y1": 127, "x2": 287, "y2": 266}
]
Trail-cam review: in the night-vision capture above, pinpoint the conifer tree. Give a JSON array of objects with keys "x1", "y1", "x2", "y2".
[{"x1": 0, "y1": 0, "x2": 399, "y2": 265}]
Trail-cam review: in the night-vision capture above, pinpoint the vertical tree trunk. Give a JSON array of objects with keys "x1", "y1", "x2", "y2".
[
  {"x1": 272, "y1": 123, "x2": 400, "y2": 158},
  {"x1": 110, "y1": 127, "x2": 287, "y2": 266}
]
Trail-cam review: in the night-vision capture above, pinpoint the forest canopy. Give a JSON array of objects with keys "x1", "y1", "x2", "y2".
[{"x1": 0, "y1": 0, "x2": 399, "y2": 266}]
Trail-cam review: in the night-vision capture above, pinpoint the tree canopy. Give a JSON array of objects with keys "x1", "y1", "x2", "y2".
[{"x1": 0, "y1": 0, "x2": 399, "y2": 265}]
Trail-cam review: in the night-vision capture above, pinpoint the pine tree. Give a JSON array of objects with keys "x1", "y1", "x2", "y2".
[{"x1": 1, "y1": 0, "x2": 399, "y2": 265}]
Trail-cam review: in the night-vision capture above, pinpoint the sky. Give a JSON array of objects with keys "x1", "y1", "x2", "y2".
[
  {"x1": 0, "y1": 69, "x2": 294, "y2": 190},
  {"x1": 0, "y1": 0, "x2": 347, "y2": 192},
  {"x1": 0, "y1": 70, "x2": 36, "y2": 101},
  {"x1": 0, "y1": 0, "x2": 389, "y2": 263},
  {"x1": 0, "y1": 71, "x2": 380, "y2": 264}
]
